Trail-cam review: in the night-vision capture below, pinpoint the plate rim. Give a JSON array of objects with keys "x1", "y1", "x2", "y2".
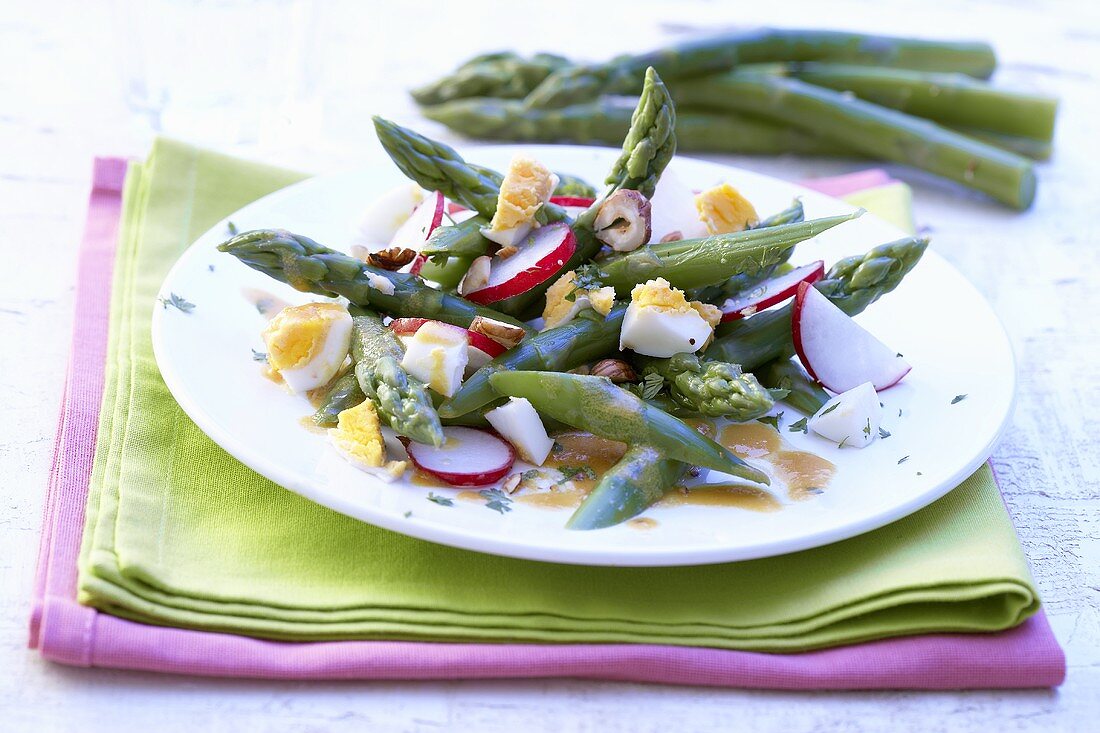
[{"x1": 151, "y1": 144, "x2": 1017, "y2": 567}]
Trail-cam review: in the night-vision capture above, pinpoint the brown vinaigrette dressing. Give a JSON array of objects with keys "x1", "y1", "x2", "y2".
[{"x1": 241, "y1": 287, "x2": 292, "y2": 320}]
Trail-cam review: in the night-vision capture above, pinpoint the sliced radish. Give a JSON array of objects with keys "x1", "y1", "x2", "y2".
[
  {"x1": 390, "y1": 317, "x2": 505, "y2": 373},
  {"x1": 550, "y1": 195, "x2": 595, "y2": 208},
  {"x1": 446, "y1": 200, "x2": 469, "y2": 215},
  {"x1": 387, "y1": 191, "x2": 445, "y2": 275},
  {"x1": 403, "y1": 427, "x2": 515, "y2": 486},
  {"x1": 464, "y1": 223, "x2": 576, "y2": 304},
  {"x1": 720, "y1": 261, "x2": 825, "y2": 322},
  {"x1": 792, "y1": 282, "x2": 911, "y2": 392}
]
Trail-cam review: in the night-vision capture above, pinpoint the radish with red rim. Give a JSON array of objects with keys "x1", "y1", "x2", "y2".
[
  {"x1": 464, "y1": 223, "x2": 576, "y2": 304},
  {"x1": 720, "y1": 261, "x2": 825, "y2": 322},
  {"x1": 792, "y1": 282, "x2": 911, "y2": 393},
  {"x1": 403, "y1": 427, "x2": 515, "y2": 486}
]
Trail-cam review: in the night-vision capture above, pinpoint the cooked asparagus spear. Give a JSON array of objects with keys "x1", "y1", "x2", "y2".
[
  {"x1": 636, "y1": 353, "x2": 776, "y2": 420},
  {"x1": 349, "y1": 314, "x2": 446, "y2": 447},
  {"x1": 785, "y1": 63, "x2": 1057, "y2": 142},
  {"x1": 489, "y1": 371, "x2": 767, "y2": 482},
  {"x1": 708, "y1": 236, "x2": 929, "y2": 371},
  {"x1": 674, "y1": 72, "x2": 1036, "y2": 209},
  {"x1": 594, "y1": 211, "x2": 858, "y2": 295},
  {"x1": 310, "y1": 370, "x2": 365, "y2": 427},
  {"x1": 756, "y1": 358, "x2": 830, "y2": 416},
  {"x1": 411, "y1": 51, "x2": 570, "y2": 105},
  {"x1": 523, "y1": 29, "x2": 997, "y2": 109},
  {"x1": 438, "y1": 306, "x2": 627, "y2": 418},
  {"x1": 566, "y1": 446, "x2": 687, "y2": 530},
  {"x1": 217, "y1": 229, "x2": 532, "y2": 333}
]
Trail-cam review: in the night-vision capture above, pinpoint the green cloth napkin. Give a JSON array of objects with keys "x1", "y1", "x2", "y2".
[{"x1": 77, "y1": 138, "x2": 1039, "y2": 651}]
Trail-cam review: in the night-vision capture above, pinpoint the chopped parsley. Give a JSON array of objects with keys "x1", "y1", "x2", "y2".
[
  {"x1": 565, "y1": 264, "x2": 604, "y2": 302},
  {"x1": 758, "y1": 412, "x2": 783, "y2": 430},
  {"x1": 837, "y1": 436, "x2": 849, "y2": 449},
  {"x1": 427, "y1": 492, "x2": 454, "y2": 507},
  {"x1": 251, "y1": 349, "x2": 268, "y2": 362},
  {"x1": 634, "y1": 372, "x2": 664, "y2": 400},
  {"x1": 951, "y1": 394, "x2": 968, "y2": 404},
  {"x1": 557, "y1": 465, "x2": 596, "y2": 484},
  {"x1": 479, "y1": 488, "x2": 513, "y2": 514},
  {"x1": 878, "y1": 427, "x2": 891, "y2": 440},
  {"x1": 520, "y1": 469, "x2": 540, "y2": 481},
  {"x1": 226, "y1": 220, "x2": 238, "y2": 235},
  {"x1": 862, "y1": 418, "x2": 872, "y2": 437},
  {"x1": 898, "y1": 455, "x2": 910, "y2": 465},
  {"x1": 788, "y1": 417, "x2": 809, "y2": 434},
  {"x1": 207, "y1": 264, "x2": 215, "y2": 272},
  {"x1": 403, "y1": 510, "x2": 412, "y2": 518},
  {"x1": 158, "y1": 293, "x2": 195, "y2": 313},
  {"x1": 819, "y1": 401, "x2": 840, "y2": 417}
]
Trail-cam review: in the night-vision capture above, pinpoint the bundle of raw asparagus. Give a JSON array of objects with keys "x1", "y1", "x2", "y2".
[{"x1": 412, "y1": 29, "x2": 1057, "y2": 210}]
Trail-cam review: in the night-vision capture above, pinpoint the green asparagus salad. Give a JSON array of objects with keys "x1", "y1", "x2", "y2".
[{"x1": 218, "y1": 68, "x2": 928, "y2": 530}]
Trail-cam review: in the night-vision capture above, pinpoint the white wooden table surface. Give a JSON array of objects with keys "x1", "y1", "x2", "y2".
[{"x1": 3, "y1": 1, "x2": 1097, "y2": 730}]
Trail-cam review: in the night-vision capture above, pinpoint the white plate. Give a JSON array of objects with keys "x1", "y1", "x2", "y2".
[{"x1": 152, "y1": 145, "x2": 1014, "y2": 567}]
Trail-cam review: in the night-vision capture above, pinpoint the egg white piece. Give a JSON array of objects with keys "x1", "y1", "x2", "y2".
[
  {"x1": 263, "y1": 306, "x2": 353, "y2": 393},
  {"x1": 620, "y1": 305, "x2": 713, "y2": 357},
  {"x1": 809, "y1": 381, "x2": 882, "y2": 449},
  {"x1": 400, "y1": 321, "x2": 469, "y2": 397},
  {"x1": 485, "y1": 397, "x2": 554, "y2": 465},
  {"x1": 481, "y1": 222, "x2": 533, "y2": 248},
  {"x1": 356, "y1": 182, "x2": 428, "y2": 245},
  {"x1": 648, "y1": 167, "x2": 709, "y2": 242}
]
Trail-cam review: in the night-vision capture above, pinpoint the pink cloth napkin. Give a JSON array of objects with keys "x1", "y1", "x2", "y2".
[{"x1": 29, "y1": 160, "x2": 1066, "y2": 688}]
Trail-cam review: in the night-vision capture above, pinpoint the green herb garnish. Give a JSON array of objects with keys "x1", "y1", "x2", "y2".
[
  {"x1": 878, "y1": 427, "x2": 891, "y2": 439},
  {"x1": 427, "y1": 492, "x2": 454, "y2": 507},
  {"x1": 565, "y1": 264, "x2": 604, "y2": 302},
  {"x1": 788, "y1": 417, "x2": 809, "y2": 434},
  {"x1": 898, "y1": 455, "x2": 910, "y2": 465},
  {"x1": 557, "y1": 465, "x2": 596, "y2": 484},
  {"x1": 758, "y1": 412, "x2": 783, "y2": 430},
  {"x1": 634, "y1": 372, "x2": 664, "y2": 400},
  {"x1": 951, "y1": 394, "x2": 968, "y2": 404},
  {"x1": 251, "y1": 349, "x2": 268, "y2": 362},
  {"x1": 863, "y1": 418, "x2": 872, "y2": 437},
  {"x1": 819, "y1": 401, "x2": 840, "y2": 416},
  {"x1": 158, "y1": 293, "x2": 195, "y2": 313},
  {"x1": 479, "y1": 488, "x2": 513, "y2": 514},
  {"x1": 226, "y1": 220, "x2": 238, "y2": 235}
]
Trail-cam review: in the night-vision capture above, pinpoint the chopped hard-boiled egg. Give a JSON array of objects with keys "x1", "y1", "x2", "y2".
[
  {"x1": 400, "y1": 320, "x2": 469, "y2": 397},
  {"x1": 619, "y1": 278, "x2": 719, "y2": 357},
  {"x1": 262, "y1": 302, "x2": 353, "y2": 393},
  {"x1": 328, "y1": 400, "x2": 407, "y2": 481},
  {"x1": 542, "y1": 270, "x2": 616, "y2": 330},
  {"x1": 808, "y1": 382, "x2": 882, "y2": 449},
  {"x1": 695, "y1": 183, "x2": 759, "y2": 234},
  {"x1": 485, "y1": 397, "x2": 554, "y2": 465},
  {"x1": 482, "y1": 155, "x2": 558, "y2": 247}
]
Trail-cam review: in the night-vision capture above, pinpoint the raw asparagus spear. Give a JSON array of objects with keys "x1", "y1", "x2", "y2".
[
  {"x1": 349, "y1": 314, "x2": 446, "y2": 447},
  {"x1": 489, "y1": 371, "x2": 767, "y2": 482},
  {"x1": 523, "y1": 29, "x2": 997, "y2": 109},
  {"x1": 674, "y1": 72, "x2": 1036, "y2": 209},
  {"x1": 438, "y1": 306, "x2": 627, "y2": 418},
  {"x1": 310, "y1": 371, "x2": 365, "y2": 427},
  {"x1": 566, "y1": 447, "x2": 687, "y2": 530},
  {"x1": 785, "y1": 63, "x2": 1057, "y2": 142},
  {"x1": 756, "y1": 358, "x2": 830, "y2": 416},
  {"x1": 420, "y1": 97, "x2": 842, "y2": 155},
  {"x1": 217, "y1": 229, "x2": 532, "y2": 333},
  {"x1": 411, "y1": 52, "x2": 570, "y2": 105},
  {"x1": 708, "y1": 236, "x2": 929, "y2": 371},
  {"x1": 422, "y1": 96, "x2": 1048, "y2": 160},
  {"x1": 636, "y1": 353, "x2": 776, "y2": 420},
  {"x1": 594, "y1": 211, "x2": 858, "y2": 295}
]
